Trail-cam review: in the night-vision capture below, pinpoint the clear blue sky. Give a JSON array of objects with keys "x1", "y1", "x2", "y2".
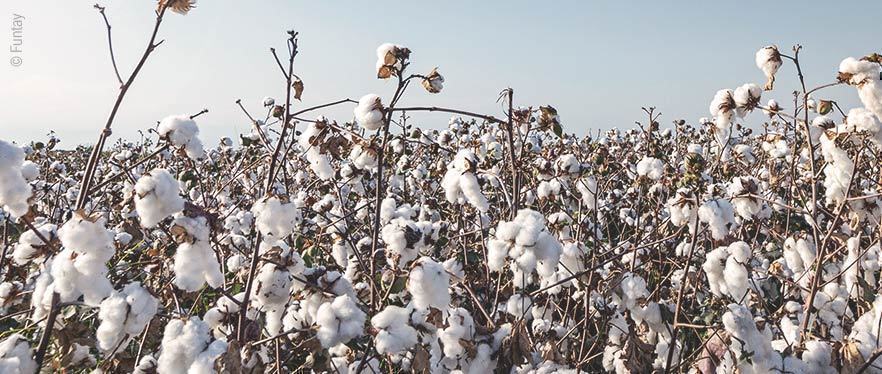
[{"x1": 1, "y1": 1, "x2": 879, "y2": 146}]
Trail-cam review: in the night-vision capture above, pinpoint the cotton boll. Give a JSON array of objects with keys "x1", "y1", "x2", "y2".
[
  {"x1": 709, "y1": 89, "x2": 735, "y2": 127},
  {"x1": 96, "y1": 282, "x2": 158, "y2": 351},
  {"x1": 0, "y1": 140, "x2": 33, "y2": 218},
  {"x1": 698, "y1": 198, "x2": 735, "y2": 240},
  {"x1": 251, "y1": 196, "x2": 301, "y2": 238},
  {"x1": 636, "y1": 156, "x2": 664, "y2": 180},
  {"x1": 298, "y1": 118, "x2": 337, "y2": 180},
  {"x1": 51, "y1": 213, "x2": 116, "y2": 305},
  {"x1": 442, "y1": 150, "x2": 489, "y2": 212},
  {"x1": 755, "y1": 45, "x2": 782, "y2": 90},
  {"x1": 170, "y1": 214, "x2": 223, "y2": 292},
  {"x1": 187, "y1": 339, "x2": 228, "y2": 374},
  {"x1": 157, "y1": 317, "x2": 211, "y2": 373},
  {"x1": 506, "y1": 294, "x2": 533, "y2": 320},
  {"x1": 733, "y1": 83, "x2": 762, "y2": 117},
  {"x1": 722, "y1": 304, "x2": 780, "y2": 373},
  {"x1": 703, "y1": 246, "x2": 729, "y2": 297},
  {"x1": 408, "y1": 256, "x2": 450, "y2": 311},
  {"x1": 818, "y1": 132, "x2": 854, "y2": 205},
  {"x1": 315, "y1": 295, "x2": 365, "y2": 348},
  {"x1": 839, "y1": 57, "x2": 882, "y2": 122},
  {"x1": 20, "y1": 161, "x2": 38, "y2": 182},
  {"x1": 371, "y1": 305, "x2": 419, "y2": 355},
  {"x1": 12, "y1": 222, "x2": 57, "y2": 265},
  {"x1": 576, "y1": 176, "x2": 598, "y2": 210},
  {"x1": 354, "y1": 94, "x2": 385, "y2": 131},
  {"x1": 134, "y1": 168, "x2": 185, "y2": 228},
  {"x1": 158, "y1": 115, "x2": 205, "y2": 160},
  {"x1": 0, "y1": 334, "x2": 37, "y2": 374},
  {"x1": 438, "y1": 308, "x2": 475, "y2": 361}
]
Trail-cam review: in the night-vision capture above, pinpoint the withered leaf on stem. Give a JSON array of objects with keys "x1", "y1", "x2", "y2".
[{"x1": 292, "y1": 79, "x2": 304, "y2": 101}]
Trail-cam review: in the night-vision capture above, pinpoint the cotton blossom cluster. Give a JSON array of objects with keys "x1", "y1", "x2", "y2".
[
  {"x1": 0, "y1": 334, "x2": 37, "y2": 374},
  {"x1": 49, "y1": 213, "x2": 115, "y2": 305},
  {"x1": 487, "y1": 209, "x2": 562, "y2": 289}
]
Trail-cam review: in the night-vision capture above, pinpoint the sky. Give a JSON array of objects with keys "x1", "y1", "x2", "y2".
[{"x1": 1, "y1": 1, "x2": 880, "y2": 147}]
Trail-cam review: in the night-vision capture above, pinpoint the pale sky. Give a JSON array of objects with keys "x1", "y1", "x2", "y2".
[{"x1": 1, "y1": 1, "x2": 880, "y2": 146}]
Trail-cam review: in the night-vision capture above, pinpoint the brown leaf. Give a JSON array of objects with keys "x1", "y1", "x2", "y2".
[
  {"x1": 412, "y1": 345, "x2": 431, "y2": 374},
  {"x1": 292, "y1": 79, "x2": 304, "y2": 101},
  {"x1": 377, "y1": 65, "x2": 394, "y2": 79},
  {"x1": 840, "y1": 341, "x2": 864, "y2": 374}
]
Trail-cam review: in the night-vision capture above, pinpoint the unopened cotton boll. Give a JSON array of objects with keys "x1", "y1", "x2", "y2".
[
  {"x1": 158, "y1": 115, "x2": 205, "y2": 160},
  {"x1": 0, "y1": 140, "x2": 33, "y2": 218},
  {"x1": 134, "y1": 168, "x2": 185, "y2": 228},
  {"x1": 354, "y1": 94, "x2": 384, "y2": 131}
]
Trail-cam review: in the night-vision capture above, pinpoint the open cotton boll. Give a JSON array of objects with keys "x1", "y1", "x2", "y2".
[
  {"x1": 375, "y1": 43, "x2": 408, "y2": 79},
  {"x1": 709, "y1": 89, "x2": 735, "y2": 128},
  {"x1": 733, "y1": 83, "x2": 762, "y2": 117},
  {"x1": 698, "y1": 198, "x2": 735, "y2": 240},
  {"x1": 157, "y1": 317, "x2": 211, "y2": 374},
  {"x1": 576, "y1": 176, "x2": 598, "y2": 210},
  {"x1": 408, "y1": 256, "x2": 450, "y2": 311},
  {"x1": 0, "y1": 334, "x2": 37, "y2": 374},
  {"x1": 486, "y1": 209, "x2": 563, "y2": 288},
  {"x1": 134, "y1": 168, "x2": 185, "y2": 228},
  {"x1": 727, "y1": 176, "x2": 766, "y2": 220},
  {"x1": 755, "y1": 45, "x2": 782, "y2": 90},
  {"x1": 722, "y1": 304, "x2": 781, "y2": 373},
  {"x1": 839, "y1": 57, "x2": 882, "y2": 122},
  {"x1": 0, "y1": 140, "x2": 33, "y2": 218},
  {"x1": 315, "y1": 295, "x2": 365, "y2": 348},
  {"x1": 846, "y1": 108, "x2": 882, "y2": 147},
  {"x1": 442, "y1": 150, "x2": 489, "y2": 212},
  {"x1": 636, "y1": 156, "x2": 664, "y2": 180},
  {"x1": 251, "y1": 196, "x2": 301, "y2": 238},
  {"x1": 354, "y1": 94, "x2": 385, "y2": 131},
  {"x1": 96, "y1": 282, "x2": 158, "y2": 351},
  {"x1": 51, "y1": 213, "x2": 116, "y2": 305},
  {"x1": 298, "y1": 118, "x2": 336, "y2": 180},
  {"x1": 170, "y1": 214, "x2": 224, "y2": 292},
  {"x1": 439, "y1": 307, "x2": 475, "y2": 361},
  {"x1": 251, "y1": 263, "x2": 293, "y2": 335},
  {"x1": 188, "y1": 339, "x2": 228, "y2": 374},
  {"x1": 158, "y1": 115, "x2": 205, "y2": 160},
  {"x1": 12, "y1": 222, "x2": 56, "y2": 265},
  {"x1": 818, "y1": 132, "x2": 854, "y2": 205},
  {"x1": 371, "y1": 305, "x2": 419, "y2": 355}
]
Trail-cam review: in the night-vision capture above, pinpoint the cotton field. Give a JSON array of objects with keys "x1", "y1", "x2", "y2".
[{"x1": 3, "y1": 1, "x2": 882, "y2": 374}]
